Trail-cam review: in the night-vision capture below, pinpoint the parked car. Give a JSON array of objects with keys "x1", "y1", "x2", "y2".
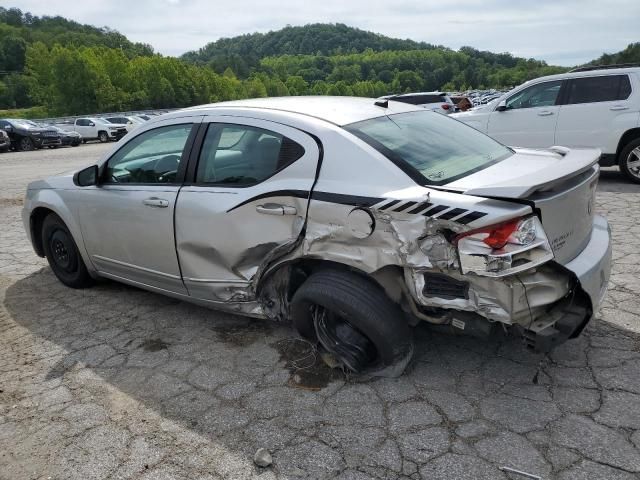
[
  {"x1": 0, "y1": 119, "x2": 61, "y2": 151},
  {"x1": 0, "y1": 129, "x2": 10, "y2": 152},
  {"x1": 452, "y1": 65, "x2": 640, "y2": 182},
  {"x1": 22, "y1": 97, "x2": 611, "y2": 375},
  {"x1": 103, "y1": 116, "x2": 143, "y2": 132},
  {"x1": 47, "y1": 125, "x2": 82, "y2": 147},
  {"x1": 382, "y1": 92, "x2": 456, "y2": 114},
  {"x1": 69, "y1": 118, "x2": 127, "y2": 143}
]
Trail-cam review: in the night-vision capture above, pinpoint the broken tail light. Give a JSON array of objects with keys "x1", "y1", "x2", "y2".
[{"x1": 453, "y1": 216, "x2": 554, "y2": 277}]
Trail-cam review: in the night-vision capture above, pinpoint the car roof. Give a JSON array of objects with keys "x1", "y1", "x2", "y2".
[
  {"x1": 180, "y1": 96, "x2": 422, "y2": 126},
  {"x1": 522, "y1": 66, "x2": 640, "y2": 85}
]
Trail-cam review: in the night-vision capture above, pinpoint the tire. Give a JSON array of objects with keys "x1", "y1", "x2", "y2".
[
  {"x1": 41, "y1": 214, "x2": 94, "y2": 289},
  {"x1": 98, "y1": 131, "x2": 109, "y2": 143},
  {"x1": 19, "y1": 137, "x2": 34, "y2": 151},
  {"x1": 290, "y1": 269, "x2": 413, "y2": 375},
  {"x1": 619, "y1": 138, "x2": 640, "y2": 184}
]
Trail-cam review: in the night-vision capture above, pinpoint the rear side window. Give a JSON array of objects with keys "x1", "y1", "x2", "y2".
[
  {"x1": 196, "y1": 124, "x2": 305, "y2": 186},
  {"x1": 565, "y1": 75, "x2": 632, "y2": 104}
]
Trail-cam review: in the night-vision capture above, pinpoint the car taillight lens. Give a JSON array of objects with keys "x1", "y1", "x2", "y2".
[
  {"x1": 454, "y1": 216, "x2": 554, "y2": 277},
  {"x1": 441, "y1": 104, "x2": 451, "y2": 110}
]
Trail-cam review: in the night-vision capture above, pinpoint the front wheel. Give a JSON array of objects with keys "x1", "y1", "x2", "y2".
[
  {"x1": 19, "y1": 137, "x2": 34, "y2": 151},
  {"x1": 41, "y1": 214, "x2": 94, "y2": 289},
  {"x1": 619, "y1": 138, "x2": 640, "y2": 184},
  {"x1": 98, "y1": 131, "x2": 109, "y2": 143},
  {"x1": 290, "y1": 269, "x2": 413, "y2": 376}
]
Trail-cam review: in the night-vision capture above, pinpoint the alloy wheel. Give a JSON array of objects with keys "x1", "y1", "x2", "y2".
[{"x1": 626, "y1": 147, "x2": 640, "y2": 180}]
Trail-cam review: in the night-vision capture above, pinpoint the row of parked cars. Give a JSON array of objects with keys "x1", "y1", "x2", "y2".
[{"x1": 0, "y1": 114, "x2": 157, "y2": 152}]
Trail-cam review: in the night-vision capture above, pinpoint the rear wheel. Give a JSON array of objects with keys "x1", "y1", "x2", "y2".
[
  {"x1": 98, "y1": 131, "x2": 109, "y2": 143},
  {"x1": 19, "y1": 137, "x2": 34, "y2": 151},
  {"x1": 290, "y1": 269, "x2": 413, "y2": 375},
  {"x1": 619, "y1": 138, "x2": 640, "y2": 184},
  {"x1": 41, "y1": 214, "x2": 94, "y2": 289}
]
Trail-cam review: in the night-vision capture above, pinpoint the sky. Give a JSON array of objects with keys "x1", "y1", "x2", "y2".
[{"x1": 9, "y1": 0, "x2": 639, "y2": 66}]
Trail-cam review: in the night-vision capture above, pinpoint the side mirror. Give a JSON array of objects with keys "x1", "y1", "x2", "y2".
[
  {"x1": 4, "y1": 125, "x2": 12, "y2": 131},
  {"x1": 89, "y1": 122, "x2": 95, "y2": 127},
  {"x1": 74, "y1": 165, "x2": 99, "y2": 187},
  {"x1": 496, "y1": 100, "x2": 507, "y2": 112}
]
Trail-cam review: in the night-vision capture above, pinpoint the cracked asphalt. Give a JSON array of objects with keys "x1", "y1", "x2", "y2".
[{"x1": 1, "y1": 143, "x2": 640, "y2": 479}]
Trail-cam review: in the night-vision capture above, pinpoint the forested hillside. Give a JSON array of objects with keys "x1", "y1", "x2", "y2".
[
  {"x1": 181, "y1": 23, "x2": 439, "y2": 76},
  {"x1": 0, "y1": 7, "x2": 634, "y2": 118}
]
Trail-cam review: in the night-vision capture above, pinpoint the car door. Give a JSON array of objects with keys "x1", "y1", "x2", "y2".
[
  {"x1": 75, "y1": 119, "x2": 92, "y2": 138},
  {"x1": 77, "y1": 117, "x2": 201, "y2": 294},
  {"x1": 487, "y1": 80, "x2": 564, "y2": 147},
  {"x1": 175, "y1": 116, "x2": 319, "y2": 302},
  {"x1": 555, "y1": 74, "x2": 636, "y2": 152}
]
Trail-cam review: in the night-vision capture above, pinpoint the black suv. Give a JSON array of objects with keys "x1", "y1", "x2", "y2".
[{"x1": 0, "y1": 119, "x2": 62, "y2": 151}]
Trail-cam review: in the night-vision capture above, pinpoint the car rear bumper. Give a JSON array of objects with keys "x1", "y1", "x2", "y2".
[
  {"x1": 521, "y1": 214, "x2": 611, "y2": 351},
  {"x1": 565, "y1": 214, "x2": 611, "y2": 315}
]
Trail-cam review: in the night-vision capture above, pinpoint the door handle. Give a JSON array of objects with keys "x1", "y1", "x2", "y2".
[
  {"x1": 537, "y1": 110, "x2": 554, "y2": 116},
  {"x1": 610, "y1": 105, "x2": 629, "y2": 111},
  {"x1": 256, "y1": 203, "x2": 297, "y2": 215},
  {"x1": 142, "y1": 197, "x2": 169, "y2": 208}
]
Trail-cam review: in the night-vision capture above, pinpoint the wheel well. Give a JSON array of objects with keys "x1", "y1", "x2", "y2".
[
  {"x1": 29, "y1": 207, "x2": 55, "y2": 257},
  {"x1": 259, "y1": 258, "x2": 406, "y2": 307},
  {"x1": 616, "y1": 128, "x2": 640, "y2": 160}
]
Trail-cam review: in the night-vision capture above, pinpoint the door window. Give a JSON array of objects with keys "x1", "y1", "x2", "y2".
[
  {"x1": 104, "y1": 124, "x2": 193, "y2": 184},
  {"x1": 196, "y1": 124, "x2": 305, "y2": 185},
  {"x1": 76, "y1": 119, "x2": 90, "y2": 126},
  {"x1": 565, "y1": 75, "x2": 632, "y2": 104},
  {"x1": 505, "y1": 81, "x2": 563, "y2": 110}
]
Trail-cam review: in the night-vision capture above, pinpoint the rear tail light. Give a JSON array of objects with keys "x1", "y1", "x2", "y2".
[
  {"x1": 454, "y1": 216, "x2": 553, "y2": 277},
  {"x1": 441, "y1": 104, "x2": 451, "y2": 110}
]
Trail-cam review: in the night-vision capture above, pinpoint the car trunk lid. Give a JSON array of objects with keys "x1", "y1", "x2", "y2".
[{"x1": 445, "y1": 147, "x2": 600, "y2": 264}]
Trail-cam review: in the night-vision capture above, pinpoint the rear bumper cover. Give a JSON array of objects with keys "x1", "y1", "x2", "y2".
[
  {"x1": 523, "y1": 215, "x2": 611, "y2": 351},
  {"x1": 564, "y1": 214, "x2": 611, "y2": 315}
]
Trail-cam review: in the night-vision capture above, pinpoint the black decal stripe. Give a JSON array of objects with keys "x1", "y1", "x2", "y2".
[
  {"x1": 228, "y1": 190, "x2": 384, "y2": 212},
  {"x1": 437, "y1": 208, "x2": 468, "y2": 221},
  {"x1": 407, "y1": 202, "x2": 433, "y2": 214},
  {"x1": 227, "y1": 189, "x2": 309, "y2": 212},
  {"x1": 311, "y1": 191, "x2": 384, "y2": 207},
  {"x1": 378, "y1": 199, "x2": 402, "y2": 210},
  {"x1": 456, "y1": 211, "x2": 488, "y2": 225},
  {"x1": 422, "y1": 205, "x2": 449, "y2": 216},
  {"x1": 392, "y1": 201, "x2": 418, "y2": 212}
]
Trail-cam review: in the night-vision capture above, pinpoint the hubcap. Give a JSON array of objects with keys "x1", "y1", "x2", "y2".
[
  {"x1": 626, "y1": 147, "x2": 640, "y2": 179},
  {"x1": 311, "y1": 305, "x2": 377, "y2": 372},
  {"x1": 49, "y1": 230, "x2": 76, "y2": 272}
]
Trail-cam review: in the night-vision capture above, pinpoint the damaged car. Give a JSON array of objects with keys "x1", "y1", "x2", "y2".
[{"x1": 22, "y1": 96, "x2": 611, "y2": 375}]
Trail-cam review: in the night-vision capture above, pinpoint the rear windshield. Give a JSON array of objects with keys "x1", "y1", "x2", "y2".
[{"x1": 345, "y1": 110, "x2": 513, "y2": 185}]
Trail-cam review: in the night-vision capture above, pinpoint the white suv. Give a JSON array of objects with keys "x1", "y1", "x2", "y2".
[{"x1": 452, "y1": 65, "x2": 640, "y2": 182}]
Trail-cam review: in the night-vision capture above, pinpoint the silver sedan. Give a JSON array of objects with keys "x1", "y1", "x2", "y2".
[{"x1": 22, "y1": 97, "x2": 611, "y2": 375}]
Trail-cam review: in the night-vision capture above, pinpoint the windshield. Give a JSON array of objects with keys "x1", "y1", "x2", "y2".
[{"x1": 344, "y1": 110, "x2": 513, "y2": 185}]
